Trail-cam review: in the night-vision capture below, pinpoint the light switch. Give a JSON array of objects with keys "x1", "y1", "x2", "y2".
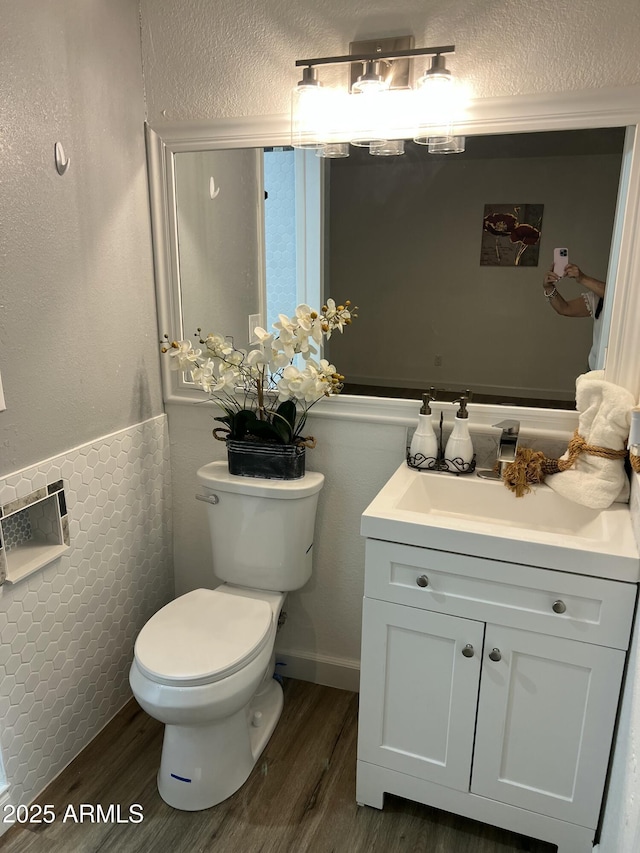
[
  {"x1": 0, "y1": 370, "x2": 5, "y2": 412},
  {"x1": 248, "y1": 314, "x2": 262, "y2": 344}
]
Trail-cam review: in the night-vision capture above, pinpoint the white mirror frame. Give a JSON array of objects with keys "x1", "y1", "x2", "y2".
[{"x1": 147, "y1": 84, "x2": 640, "y2": 435}]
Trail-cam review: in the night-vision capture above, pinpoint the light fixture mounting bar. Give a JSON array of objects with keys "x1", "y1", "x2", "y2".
[{"x1": 295, "y1": 45, "x2": 455, "y2": 69}]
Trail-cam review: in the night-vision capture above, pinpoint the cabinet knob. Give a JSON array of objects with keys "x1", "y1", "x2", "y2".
[
  {"x1": 461, "y1": 644, "x2": 475, "y2": 658},
  {"x1": 416, "y1": 575, "x2": 429, "y2": 588},
  {"x1": 552, "y1": 599, "x2": 567, "y2": 614},
  {"x1": 488, "y1": 648, "x2": 502, "y2": 662}
]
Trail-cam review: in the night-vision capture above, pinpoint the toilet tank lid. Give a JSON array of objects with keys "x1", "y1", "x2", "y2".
[
  {"x1": 197, "y1": 461, "x2": 324, "y2": 498},
  {"x1": 134, "y1": 588, "x2": 272, "y2": 687}
]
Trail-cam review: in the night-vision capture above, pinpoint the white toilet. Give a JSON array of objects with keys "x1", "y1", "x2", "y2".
[{"x1": 129, "y1": 460, "x2": 324, "y2": 811}]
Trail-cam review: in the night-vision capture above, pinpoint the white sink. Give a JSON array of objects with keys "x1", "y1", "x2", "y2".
[{"x1": 361, "y1": 463, "x2": 640, "y2": 581}]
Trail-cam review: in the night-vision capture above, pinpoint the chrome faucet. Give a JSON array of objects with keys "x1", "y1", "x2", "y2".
[
  {"x1": 494, "y1": 420, "x2": 520, "y2": 472},
  {"x1": 477, "y1": 419, "x2": 520, "y2": 479}
]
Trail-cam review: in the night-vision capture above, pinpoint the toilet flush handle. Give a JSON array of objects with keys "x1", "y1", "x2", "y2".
[{"x1": 196, "y1": 493, "x2": 219, "y2": 505}]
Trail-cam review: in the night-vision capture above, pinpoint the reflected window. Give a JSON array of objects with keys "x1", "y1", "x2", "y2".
[{"x1": 264, "y1": 148, "x2": 297, "y2": 329}]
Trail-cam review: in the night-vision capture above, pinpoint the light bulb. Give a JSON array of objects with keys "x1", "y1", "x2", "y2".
[{"x1": 352, "y1": 60, "x2": 390, "y2": 94}]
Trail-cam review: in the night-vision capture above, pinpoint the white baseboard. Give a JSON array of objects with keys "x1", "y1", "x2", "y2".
[{"x1": 275, "y1": 649, "x2": 360, "y2": 693}]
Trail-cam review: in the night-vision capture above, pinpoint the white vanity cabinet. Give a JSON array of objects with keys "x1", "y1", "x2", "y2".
[{"x1": 356, "y1": 539, "x2": 637, "y2": 853}]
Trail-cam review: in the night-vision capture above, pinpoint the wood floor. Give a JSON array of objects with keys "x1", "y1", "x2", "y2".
[{"x1": 1, "y1": 679, "x2": 556, "y2": 853}]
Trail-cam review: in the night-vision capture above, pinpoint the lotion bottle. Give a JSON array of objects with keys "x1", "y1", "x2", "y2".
[
  {"x1": 409, "y1": 391, "x2": 438, "y2": 468},
  {"x1": 444, "y1": 396, "x2": 474, "y2": 472}
]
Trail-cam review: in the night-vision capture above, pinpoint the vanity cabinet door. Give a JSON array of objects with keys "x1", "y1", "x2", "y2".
[
  {"x1": 471, "y1": 624, "x2": 625, "y2": 829},
  {"x1": 358, "y1": 598, "x2": 484, "y2": 792}
]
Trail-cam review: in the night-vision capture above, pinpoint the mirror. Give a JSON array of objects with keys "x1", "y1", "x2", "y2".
[
  {"x1": 147, "y1": 86, "x2": 640, "y2": 426},
  {"x1": 171, "y1": 128, "x2": 627, "y2": 410},
  {"x1": 323, "y1": 129, "x2": 626, "y2": 408}
]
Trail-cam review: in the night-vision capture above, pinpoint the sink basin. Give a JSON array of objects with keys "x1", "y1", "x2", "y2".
[
  {"x1": 396, "y1": 471, "x2": 603, "y2": 536},
  {"x1": 361, "y1": 463, "x2": 640, "y2": 581}
]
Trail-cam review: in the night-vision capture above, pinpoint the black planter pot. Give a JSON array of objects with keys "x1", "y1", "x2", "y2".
[{"x1": 226, "y1": 439, "x2": 306, "y2": 480}]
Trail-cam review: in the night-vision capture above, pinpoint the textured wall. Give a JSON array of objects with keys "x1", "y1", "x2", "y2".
[
  {"x1": 0, "y1": 0, "x2": 163, "y2": 477},
  {"x1": 140, "y1": 0, "x2": 640, "y2": 123},
  {"x1": 0, "y1": 0, "x2": 170, "y2": 823},
  {"x1": 0, "y1": 416, "x2": 173, "y2": 816}
]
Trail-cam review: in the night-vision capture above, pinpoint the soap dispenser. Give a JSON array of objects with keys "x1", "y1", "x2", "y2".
[
  {"x1": 444, "y1": 396, "x2": 474, "y2": 472},
  {"x1": 409, "y1": 391, "x2": 438, "y2": 468}
]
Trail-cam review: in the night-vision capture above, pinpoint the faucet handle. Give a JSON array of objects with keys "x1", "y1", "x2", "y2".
[{"x1": 492, "y1": 419, "x2": 520, "y2": 435}]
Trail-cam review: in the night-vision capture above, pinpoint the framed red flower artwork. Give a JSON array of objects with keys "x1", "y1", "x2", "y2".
[{"x1": 480, "y1": 203, "x2": 543, "y2": 266}]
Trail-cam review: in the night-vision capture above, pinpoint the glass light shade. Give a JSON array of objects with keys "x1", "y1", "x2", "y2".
[
  {"x1": 291, "y1": 70, "x2": 328, "y2": 149},
  {"x1": 427, "y1": 135, "x2": 466, "y2": 154},
  {"x1": 314, "y1": 89, "x2": 355, "y2": 145},
  {"x1": 349, "y1": 89, "x2": 389, "y2": 147},
  {"x1": 413, "y1": 120, "x2": 453, "y2": 145},
  {"x1": 369, "y1": 139, "x2": 405, "y2": 156},
  {"x1": 316, "y1": 142, "x2": 350, "y2": 158},
  {"x1": 347, "y1": 88, "x2": 417, "y2": 147},
  {"x1": 413, "y1": 56, "x2": 456, "y2": 145}
]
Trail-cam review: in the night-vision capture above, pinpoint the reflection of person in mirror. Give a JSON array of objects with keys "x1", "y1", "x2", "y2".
[{"x1": 542, "y1": 263, "x2": 605, "y2": 370}]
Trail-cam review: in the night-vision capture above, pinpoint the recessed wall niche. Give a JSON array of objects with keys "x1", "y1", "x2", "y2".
[{"x1": 0, "y1": 480, "x2": 70, "y2": 585}]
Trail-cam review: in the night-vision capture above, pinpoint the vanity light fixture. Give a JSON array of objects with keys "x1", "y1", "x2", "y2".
[{"x1": 291, "y1": 37, "x2": 464, "y2": 157}]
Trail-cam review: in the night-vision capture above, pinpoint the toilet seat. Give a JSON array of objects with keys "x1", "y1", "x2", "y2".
[{"x1": 134, "y1": 588, "x2": 273, "y2": 687}]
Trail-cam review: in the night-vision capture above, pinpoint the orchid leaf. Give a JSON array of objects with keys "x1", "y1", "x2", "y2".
[
  {"x1": 246, "y1": 419, "x2": 286, "y2": 444},
  {"x1": 227, "y1": 409, "x2": 259, "y2": 440},
  {"x1": 270, "y1": 401, "x2": 296, "y2": 443}
]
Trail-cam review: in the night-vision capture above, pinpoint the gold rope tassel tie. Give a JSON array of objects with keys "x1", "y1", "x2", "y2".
[
  {"x1": 296, "y1": 436, "x2": 317, "y2": 449},
  {"x1": 502, "y1": 430, "x2": 628, "y2": 498}
]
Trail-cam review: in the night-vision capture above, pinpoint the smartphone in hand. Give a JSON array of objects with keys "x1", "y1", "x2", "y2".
[{"x1": 553, "y1": 247, "x2": 569, "y2": 277}]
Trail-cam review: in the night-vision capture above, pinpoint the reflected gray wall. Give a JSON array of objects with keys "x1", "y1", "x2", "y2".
[
  {"x1": 326, "y1": 133, "x2": 623, "y2": 401},
  {"x1": 175, "y1": 149, "x2": 263, "y2": 347}
]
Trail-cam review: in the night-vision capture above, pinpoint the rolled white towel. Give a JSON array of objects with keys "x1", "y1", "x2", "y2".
[{"x1": 546, "y1": 370, "x2": 634, "y2": 509}]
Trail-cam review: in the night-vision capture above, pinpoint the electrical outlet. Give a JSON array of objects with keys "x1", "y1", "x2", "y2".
[
  {"x1": 248, "y1": 314, "x2": 262, "y2": 344},
  {"x1": 0, "y1": 370, "x2": 6, "y2": 411},
  {"x1": 434, "y1": 354, "x2": 443, "y2": 367}
]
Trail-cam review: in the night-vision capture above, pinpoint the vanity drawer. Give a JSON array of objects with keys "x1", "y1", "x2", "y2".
[{"x1": 364, "y1": 540, "x2": 636, "y2": 649}]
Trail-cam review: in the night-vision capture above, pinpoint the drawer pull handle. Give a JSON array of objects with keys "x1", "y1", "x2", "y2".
[
  {"x1": 552, "y1": 599, "x2": 567, "y2": 614},
  {"x1": 462, "y1": 644, "x2": 475, "y2": 658},
  {"x1": 489, "y1": 648, "x2": 502, "y2": 662},
  {"x1": 416, "y1": 575, "x2": 429, "y2": 588}
]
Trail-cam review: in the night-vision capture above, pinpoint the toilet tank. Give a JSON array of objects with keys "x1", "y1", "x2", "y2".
[{"x1": 196, "y1": 461, "x2": 325, "y2": 591}]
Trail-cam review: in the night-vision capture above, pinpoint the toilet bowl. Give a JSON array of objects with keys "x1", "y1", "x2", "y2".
[
  {"x1": 130, "y1": 586, "x2": 284, "y2": 810},
  {"x1": 129, "y1": 462, "x2": 324, "y2": 811}
]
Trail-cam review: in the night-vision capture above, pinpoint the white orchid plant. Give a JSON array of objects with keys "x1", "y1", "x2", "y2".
[{"x1": 161, "y1": 298, "x2": 356, "y2": 446}]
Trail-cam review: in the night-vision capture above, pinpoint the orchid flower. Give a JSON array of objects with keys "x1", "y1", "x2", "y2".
[{"x1": 160, "y1": 298, "x2": 356, "y2": 445}]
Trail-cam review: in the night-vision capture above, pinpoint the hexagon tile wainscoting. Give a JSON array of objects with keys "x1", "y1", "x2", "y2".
[{"x1": 0, "y1": 415, "x2": 173, "y2": 820}]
